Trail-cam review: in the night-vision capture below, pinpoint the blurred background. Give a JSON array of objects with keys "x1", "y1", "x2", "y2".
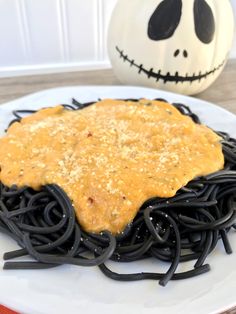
[
  {"x1": 0, "y1": 0, "x2": 116, "y2": 78},
  {"x1": 0, "y1": 0, "x2": 235, "y2": 79}
]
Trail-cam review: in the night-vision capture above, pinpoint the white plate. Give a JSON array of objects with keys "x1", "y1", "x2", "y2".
[{"x1": 0, "y1": 86, "x2": 236, "y2": 314}]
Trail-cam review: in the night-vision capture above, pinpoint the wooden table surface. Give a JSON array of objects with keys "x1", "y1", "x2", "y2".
[
  {"x1": 0, "y1": 59, "x2": 236, "y2": 113},
  {"x1": 0, "y1": 61, "x2": 236, "y2": 314}
]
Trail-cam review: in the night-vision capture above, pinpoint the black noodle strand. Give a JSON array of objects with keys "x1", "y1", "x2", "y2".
[{"x1": 1, "y1": 98, "x2": 236, "y2": 287}]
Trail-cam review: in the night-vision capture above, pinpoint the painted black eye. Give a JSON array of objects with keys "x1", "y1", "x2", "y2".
[
  {"x1": 194, "y1": 0, "x2": 215, "y2": 44},
  {"x1": 148, "y1": 0, "x2": 182, "y2": 41}
]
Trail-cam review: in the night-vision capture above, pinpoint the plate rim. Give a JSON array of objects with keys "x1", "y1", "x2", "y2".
[
  {"x1": 0, "y1": 85, "x2": 236, "y2": 314},
  {"x1": 0, "y1": 84, "x2": 234, "y2": 116}
]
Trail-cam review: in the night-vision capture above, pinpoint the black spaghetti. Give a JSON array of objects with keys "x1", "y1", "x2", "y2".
[{"x1": 0, "y1": 98, "x2": 236, "y2": 287}]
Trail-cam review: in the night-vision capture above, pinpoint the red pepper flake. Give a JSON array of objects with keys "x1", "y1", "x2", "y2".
[
  {"x1": 88, "y1": 197, "x2": 94, "y2": 204},
  {"x1": 122, "y1": 196, "x2": 126, "y2": 200},
  {"x1": 87, "y1": 132, "x2": 93, "y2": 137}
]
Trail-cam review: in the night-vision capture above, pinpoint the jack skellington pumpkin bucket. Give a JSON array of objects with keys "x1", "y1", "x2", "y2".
[{"x1": 108, "y1": 0, "x2": 235, "y2": 95}]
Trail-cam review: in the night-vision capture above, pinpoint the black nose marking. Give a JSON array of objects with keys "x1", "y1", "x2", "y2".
[
  {"x1": 173, "y1": 49, "x2": 188, "y2": 58},
  {"x1": 148, "y1": 0, "x2": 182, "y2": 41},
  {"x1": 174, "y1": 49, "x2": 180, "y2": 57},
  {"x1": 183, "y1": 50, "x2": 188, "y2": 58}
]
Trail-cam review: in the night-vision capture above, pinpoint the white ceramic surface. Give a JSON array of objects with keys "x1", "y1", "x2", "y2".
[{"x1": 0, "y1": 86, "x2": 236, "y2": 314}]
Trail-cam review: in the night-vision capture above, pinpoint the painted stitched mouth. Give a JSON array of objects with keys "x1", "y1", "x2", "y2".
[{"x1": 116, "y1": 46, "x2": 225, "y2": 84}]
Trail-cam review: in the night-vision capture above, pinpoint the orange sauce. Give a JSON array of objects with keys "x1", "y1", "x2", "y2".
[{"x1": 0, "y1": 99, "x2": 224, "y2": 234}]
